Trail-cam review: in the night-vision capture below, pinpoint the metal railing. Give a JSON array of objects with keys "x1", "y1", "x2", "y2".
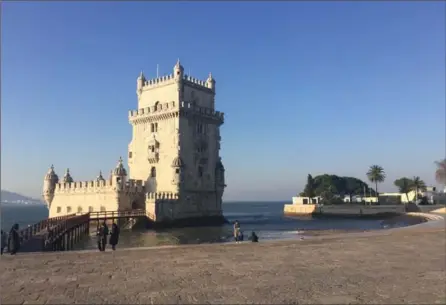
[
  {"x1": 43, "y1": 213, "x2": 90, "y2": 249},
  {"x1": 88, "y1": 209, "x2": 147, "y2": 219},
  {"x1": 17, "y1": 214, "x2": 77, "y2": 245}
]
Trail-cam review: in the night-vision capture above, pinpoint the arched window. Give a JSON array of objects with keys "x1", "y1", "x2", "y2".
[
  {"x1": 100, "y1": 206, "x2": 106, "y2": 212},
  {"x1": 57, "y1": 207, "x2": 61, "y2": 213},
  {"x1": 77, "y1": 206, "x2": 83, "y2": 213},
  {"x1": 67, "y1": 206, "x2": 72, "y2": 214},
  {"x1": 154, "y1": 101, "x2": 160, "y2": 110},
  {"x1": 151, "y1": 167, "x2": 156, "y2": 178},
  {"x1": 88, "y1": 206, "x2": 94, "y2": 212}
]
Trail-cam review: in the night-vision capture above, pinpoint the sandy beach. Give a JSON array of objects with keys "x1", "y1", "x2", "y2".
[{"x1": 1, "y1": 216, "x2": 445, "y2": 304}]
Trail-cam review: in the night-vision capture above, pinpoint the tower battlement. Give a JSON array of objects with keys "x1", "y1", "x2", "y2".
[
  {"x1": 53, "y1": 178, "x2": 145, "y2": 194},
  {"x1": 140, "y1": 73, "x2": 214, "y2": 93},
  {"x1": 128, "y1": 101, "x2": 224, "y2": 124}
]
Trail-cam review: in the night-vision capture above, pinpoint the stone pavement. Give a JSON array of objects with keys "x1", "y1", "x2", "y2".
[{"x1": 1, "y1": 225, "x2": 445, "y2": 304}]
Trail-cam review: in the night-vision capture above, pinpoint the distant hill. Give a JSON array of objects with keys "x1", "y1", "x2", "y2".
[{"x1": 0, "y1": 190, "x2": 42, "y2": 203}]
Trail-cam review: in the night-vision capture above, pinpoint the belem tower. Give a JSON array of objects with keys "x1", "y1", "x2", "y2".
[{"x1": 42, "y1": 60, "x2": 226, "y2": 225}]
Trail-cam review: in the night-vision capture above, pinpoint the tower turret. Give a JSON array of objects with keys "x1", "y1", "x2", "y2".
[
  {"x1": 206, "y1": 72, "x2": 216, "y2": 92},
  {"x1": 63, "y1": 168, "x2": 74, "y2": 183},
  {"x1": 173, "y1": 59, "x2": 184, "y2": 80},
  {"x1": 96, "y1": 170, "x2": 105, "y2": 182},
  {"x1": 215, "y1": 158, "x2": 226, "y2": 190},
  {"x1": 136, "y1": 70, "x2": 145, "y2": 97},
  {"x1": 43, "y1": 165, "x2": 59, "y2": 208},
  {"x1": 112, "y1": 157, "x2": 127, "y2": 186},
  {"x1": 171, "y1": 156, "x2": 185, "y2": 192}
]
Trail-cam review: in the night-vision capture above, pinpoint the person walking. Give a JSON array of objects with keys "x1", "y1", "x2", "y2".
[
  {"x1": 97, "y1": 222, "x2": 109, "y2": 251},
  {"x1": 109, "y1": 223, "x2": 120, "y2": 251},
  {"x1": 8, "y1": 224, "x2": 20, "y2": 255},
  {"x1": 1, "y1": 230, "x2": 8, "y2": 255},
  {"x1": 233, "y1": 220, "x2": 241, "y2": 243}
]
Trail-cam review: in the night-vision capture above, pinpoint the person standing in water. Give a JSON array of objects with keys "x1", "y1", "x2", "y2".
[
  {"x1": 109, "y1": 223, "x2": 120, "y2": 251},
  {"x1": 233, "y1": 220, "x2": 241, "y2": 243}
]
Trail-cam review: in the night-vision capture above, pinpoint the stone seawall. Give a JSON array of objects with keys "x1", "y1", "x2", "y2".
[{"x1": 284, "y1": 204, "x2": 406, "y2": 217}]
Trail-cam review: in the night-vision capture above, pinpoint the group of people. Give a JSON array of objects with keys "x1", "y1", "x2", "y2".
[
  {"x1": 96, "y1": 222, "x2": 120, "y2": 251},
  {"x1": 1, "y1": 223, "x2": 21, "y2": 255},
  {"x1": 233, "y1": 220, "x2": 258, "y2": 243}
]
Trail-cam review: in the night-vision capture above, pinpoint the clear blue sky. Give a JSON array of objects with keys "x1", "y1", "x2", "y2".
[{"x1": 2, "y1": 1, "x2": 445, "y2": 200}]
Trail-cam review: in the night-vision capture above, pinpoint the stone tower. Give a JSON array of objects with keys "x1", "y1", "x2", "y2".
[
  {"x1": 128, "y1": 60, "x2": 226, "y2": 221},
  {"x1": 42, "y1": 165, "x2": 59, "y2": 208}
]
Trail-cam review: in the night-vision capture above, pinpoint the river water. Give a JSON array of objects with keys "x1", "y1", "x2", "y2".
[{"x1": 0, "y1": 202, "x2": 414, "y2": 250}]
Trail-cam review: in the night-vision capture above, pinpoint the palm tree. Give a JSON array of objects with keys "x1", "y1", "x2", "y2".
[
  {"x1": 367, "y1": 165, "x2": 386, "y2": 201},
  {"x1": 435, "y1": 159, "x2": 446, "y2": 190},
  {"x1": 411, "y1": 176, "x2": 427, "y2": 202}
]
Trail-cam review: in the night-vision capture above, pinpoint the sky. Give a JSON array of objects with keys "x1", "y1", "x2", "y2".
[{"x1": 1, "y1": 1, "x2": 445, "y2": 201}]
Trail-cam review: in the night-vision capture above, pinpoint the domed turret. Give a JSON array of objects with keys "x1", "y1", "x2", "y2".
[
  {"x1": 113, "y1": 157, "x2": 127, "y2": 176},
  {"x1": 207, "y1": 72, "x2": 215, "y2": 92},
  {"x1": 43, "y1": 165, "x2": 59, "y2": 209},
  {"x1": 171, "y1": 157, "x2": 185, "y2": 190},
  {"x1": 63, "y1": 168, "x2": 74, "y2": 183},
  {"x1": 136, "y1": 70, "x2": 146, "y2": 96},
  {"x1": 173, "y1": 59, "x2": 184, "y2": 79},
  {"x1": 45, "y1": 165, "x2": 59, "y2": 183},
  {"x1": 97, "y1": 170, "x2": 105, "y2": 182}
]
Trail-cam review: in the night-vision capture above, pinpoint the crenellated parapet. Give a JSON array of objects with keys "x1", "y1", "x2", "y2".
[
  {"x1": 183, "y1": 74, "x2": 214, "y2": 93},
  {"x1": 128, "y1": 101, "x2": 224, "y2": 125},
  {"x1": 53, "y1": 178, "x2": 145, "y2": 194},
  {"x1": 141, "y1": 74, "x2": 176, "y2": 90},
  {"x1": 147, "y1": 192, "x2": 180, "y2": 201}
]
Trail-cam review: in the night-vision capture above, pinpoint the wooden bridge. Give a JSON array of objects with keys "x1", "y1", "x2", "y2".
[{"x1": 14, "y1": 209, "x2": 150, "y2": 253}]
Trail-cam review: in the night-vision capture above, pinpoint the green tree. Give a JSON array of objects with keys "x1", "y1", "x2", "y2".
[
  {"x1": 435, "y1": 159, "x2": 446, "y2": 187},
  {"x1": 367, "y1": 165, "x2": 386, "y2": 199},
  {"x1": 410, "y1": 176, "x2": 426, "y2": 202},
  {"x1": 394, "y1": 177, "x2": 413, "y2": 203},
  {"x1": 343, "y1": 177, "x2": 366, "y2": 203},
  {"x1": 301, "y1": 174, "x2": 316, "y2": 199}
]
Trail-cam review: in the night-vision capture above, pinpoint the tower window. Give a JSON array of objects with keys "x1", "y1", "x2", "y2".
[
  {"x1": 198, "y1": 166, "x2": 204, "y2": 178},
  {"x1": 175, "y1": 168, "x2": 180, "y2": 174},
  {"x1": 151, "y1": 167, "x2": 156, "y2": 178},
  {"x1": 128, "y1": 151, "x2": 133, "y2": 158},
  {"x1": 151, "y1": 123, "x2": 158, "y2": 133}
]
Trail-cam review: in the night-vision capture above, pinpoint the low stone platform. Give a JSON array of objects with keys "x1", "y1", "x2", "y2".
[{"x1": 1, "y1": 223, "x2": 445, "y2": 304}]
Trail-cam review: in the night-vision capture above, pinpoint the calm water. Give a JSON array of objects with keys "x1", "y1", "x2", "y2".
[{"x1": 1, "y1": 202, "x2": 407, "y2": 250}]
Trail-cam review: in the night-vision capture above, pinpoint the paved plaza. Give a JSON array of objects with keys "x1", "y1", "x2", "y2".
[{"x1": 1, "y1": 224, "x2": 445, "y2": 304}]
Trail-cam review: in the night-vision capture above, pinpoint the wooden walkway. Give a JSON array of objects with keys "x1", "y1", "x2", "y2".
[
  {"x1": 89, "y1": 209, "x2": 147, "y2": 221},
  {"x1": 14, "y1": 214, "x2": 91, "y2": 252},
  {"x1": 11, "y1": 209, "x2": 150, "y2": 253}
]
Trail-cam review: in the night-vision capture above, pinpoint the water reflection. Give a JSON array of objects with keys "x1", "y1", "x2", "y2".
[{"x1": 74, "y1": 225, "x2": 234, "y2": 251}]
